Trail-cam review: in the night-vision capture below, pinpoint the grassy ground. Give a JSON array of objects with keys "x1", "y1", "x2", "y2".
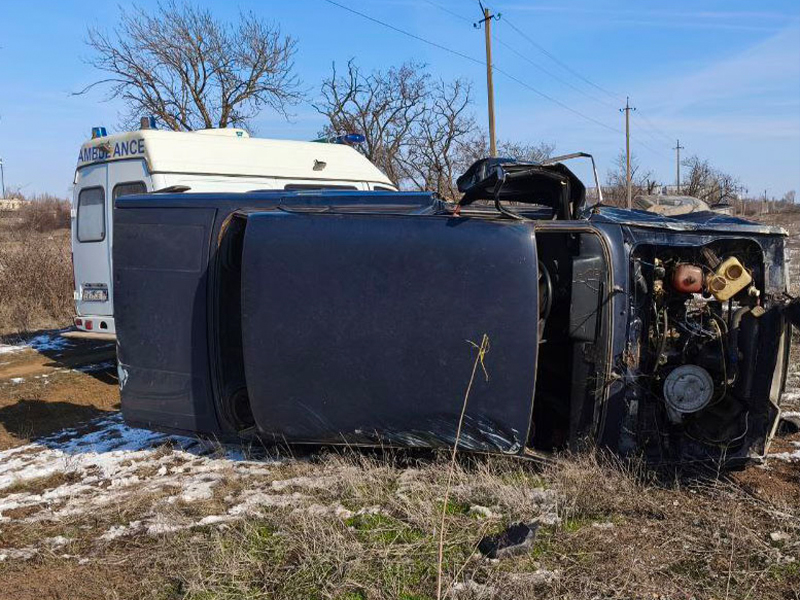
[
  {"x1": 0, "y1": 207, "x2": 798, "y2": 599},
  {"x1": 0, "y1": 346, "x2": 797, "y2": 600}
]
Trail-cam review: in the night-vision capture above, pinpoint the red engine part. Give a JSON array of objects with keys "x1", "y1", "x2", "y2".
[{"x1": 672, "y1": 264, "x2": 703, "y2": 293}]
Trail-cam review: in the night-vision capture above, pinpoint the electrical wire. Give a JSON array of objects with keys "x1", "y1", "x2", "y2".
[
  {"x1": 492, "y1": 36, "x2": 619, "y2": 111},
  {"x1": 427, "y1": 0, "x2": 620, "y2": 111},
  {"x1": 321, "y1": 0, "x2": 484, "y2": 67},
  {"x1": 322, "y1": 0, "x2": 622, "y2": 134},
  {"x1": 499, "y1": 10, "x2": 680, "y2": 147},
  {"x1": 635, "y1": 111, "x2": 676, "y2": 145},
  {"x1": 502, "y1": 17, "x2": 623, "y2": 103}
]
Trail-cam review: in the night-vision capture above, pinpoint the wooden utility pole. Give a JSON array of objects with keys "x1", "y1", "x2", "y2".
[
  {"x1": 475, "y1": 4, "x2": 500, "y2": 157},
  {"x1": 620, "y1": 96, "x2": 636, "y2": 208},
  {"x1": 673, "y1": 139, "x2": 684, "y2": 193}
]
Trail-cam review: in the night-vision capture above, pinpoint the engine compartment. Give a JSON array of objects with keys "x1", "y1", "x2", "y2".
[{"x1": 628, "y1": 239, "x2": 786, "y2": 464}]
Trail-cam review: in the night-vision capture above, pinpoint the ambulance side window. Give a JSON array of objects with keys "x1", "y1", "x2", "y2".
[
  {"x1": 77, "y1": 186, "x2": 106, "y2": 243},
  {"x1": 113, "y1": 181, "x2": 147, "y2": 200}
]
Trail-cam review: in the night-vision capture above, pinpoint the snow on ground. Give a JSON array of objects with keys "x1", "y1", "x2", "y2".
[
  {"x1": 770, "y1": 441, "x2": 800, "y2": 463},
  {"x1": 0, "y1": 413, "x2": 383, "y2": 561},
  {"x1": 0, "y1": 331, "x2": 74, "y2": 356}
]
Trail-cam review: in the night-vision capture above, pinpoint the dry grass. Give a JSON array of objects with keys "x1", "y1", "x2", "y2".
[
  {"x1": 0, "y1": 228, "x2": 73, "y2": 336},
  {"x1": 16, "y1": 196, "x2": 71, "y2": 233},
  {"x1": 170, "y1": 452, "x2": 798, "y2": 600},
  {"x1": 0, "y1": 440, "x2": 797, "y2": 599}
]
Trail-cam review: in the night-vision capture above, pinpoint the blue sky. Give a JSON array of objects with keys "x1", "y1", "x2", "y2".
[{"x1": 0, "y1": 0, "x2": 798, "y2": 198}]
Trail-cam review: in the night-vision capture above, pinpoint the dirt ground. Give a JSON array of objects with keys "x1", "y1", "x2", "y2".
[
  {"x1": 0, "y1": 330, "x2": 798, "y2": 600},
  {"x1": 0, "y1": 209, "x2": 798, "y2": 599}
]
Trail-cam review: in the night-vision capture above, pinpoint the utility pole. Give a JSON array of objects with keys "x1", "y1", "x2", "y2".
[
  {"x1": 620, "y1": 96, "x2": 636, "y2": 208},
  {"x1": 475, "y1": 4, "x2": 500, "y2": 157},
  {"x1": 0, "y1": 157, "x2": 5, "y2": 199},
  {"x1": 673, "y1": 139, "x2": 684, "y2": 194}
]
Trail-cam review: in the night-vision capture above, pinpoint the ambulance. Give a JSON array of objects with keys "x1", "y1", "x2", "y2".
[{"x1": 70, "y1": 120, "x2": 395, "y2": 338}]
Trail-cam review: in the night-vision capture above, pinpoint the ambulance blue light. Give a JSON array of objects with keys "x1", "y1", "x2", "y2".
[
  {"x1": 340, "y1": 133, "x2": 366, "y2": 144},
  {"x1": 91, "y1": 127, "x2": 108, "y2": 139}
]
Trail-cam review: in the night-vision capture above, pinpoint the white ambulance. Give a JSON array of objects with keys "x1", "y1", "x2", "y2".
[{"x1": 71, "y1": 123, "x2": 395, "y2": 338}]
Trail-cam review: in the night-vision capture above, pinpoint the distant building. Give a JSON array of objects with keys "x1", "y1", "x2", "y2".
[{"x1": 0, "y1": 198, "x2": 27, "y2": 211}]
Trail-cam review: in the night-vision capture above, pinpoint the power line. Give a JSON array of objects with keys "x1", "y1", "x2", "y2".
[
  {"x1": 631, "y1": 113, "x2": 676, "y2": 150},
  {"x1": 423, "y1": 0, "x2": 471, "y2": 23},
  {"x1": 502, "y1": 17, "x2": 623, "y2": 103},
  {"x1": 634, "y1": 110, "x2": 675, "y2": 144},
  {"x1": 492, "y1": 36, "x2": 618, "y2": 110},
  {"x1": 426, "y1": 0, "x2": 676, "y2": 149},
  {"x1": 322, "y1": 0, "x2": 621, "y2": 134},
  {"x1": 494, "y1": 66, "x2": 620, "y2": 132},
  {"x1": 428, "y1": 0, "x2": 618, "y2": 111},
  {"x1": 635, "y1": 138, "x2": 672, "y2": 161},
  {"x1": 321, "y1": 0, "x2": 484, "y2": 67}
]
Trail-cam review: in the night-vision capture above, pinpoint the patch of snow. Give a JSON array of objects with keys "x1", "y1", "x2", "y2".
[
  {"x1": 770, "y1": 531, "x2": 791, "y2": 543},
  {"x1": 301, "y1": 503, "x2": 353, "y2": 520},
  {"x1": 9, "y1": 377, "x2": 24, "y2": 384},
  {"x1": 0, "y1": 332, "x2": 74, "y2": 356},
  {"x1": 0, "y1": 546, "x2": 38, "y2": 562},
  {"x1": 770, "y1": 441, "x2": 800, "y2": 463},
  {"x1": 100, "y1": 522, "x2": 141, "y2": 541},
  {"x1": 43, "y1": 535, "x2": 71, "y2": 548},
  {"x1": 468, "y1": 505, "x2": 495, "y2": 519},
  {"x1": 452, "y1": 579, "x2": 497, "y2": 598},
  {"x1": 0, "y1": 412, "x2": 277, "y2": 524},
  {"x1": 510, "y1": 569, "x2": 560, "y2": 586},
  {"x1": 74, "y1": 360, "x2": 115, "y2": 373}
]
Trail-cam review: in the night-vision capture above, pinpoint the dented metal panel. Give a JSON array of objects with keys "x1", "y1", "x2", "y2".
[{"x1": 240, "y1": 212, "x2": 540, "y2": 452}]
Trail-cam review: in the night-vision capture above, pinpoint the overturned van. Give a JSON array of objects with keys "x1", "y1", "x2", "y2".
[{"x1": 114, "y1": 157, "x2": 795, "y2": 466}]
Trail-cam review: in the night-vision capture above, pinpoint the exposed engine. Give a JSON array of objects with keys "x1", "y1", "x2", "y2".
[{"x1": 630, "y1": 241, "x2": 773, "y2": 460}]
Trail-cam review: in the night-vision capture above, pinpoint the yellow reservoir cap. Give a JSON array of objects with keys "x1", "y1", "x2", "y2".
[{"x1": 707, "y1": 256, "x2": 752, "y2": 301}]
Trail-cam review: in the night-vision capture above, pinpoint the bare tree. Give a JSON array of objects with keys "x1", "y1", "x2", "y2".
[
  {"x1": 82, "y1": 2, "x2": 301, "y2": 130},
  {"x1": 605, "y1": 151, "x2": 656, "y2": 206},
  {"x1": 396, "y1": 78, "x2": 477, "y2": 199},
  {"x1": 681, "y1": 155, "x2": 744, "y2": 205},
  {"x1": 317, "y1": 60, "x2": 556, "y2": 200},
  {"x1": 457, "y1": 137, "x2": 555, "y2": 168},
  {"x1": 316, "y1": 60, "x2": 430, "y2": 187}
]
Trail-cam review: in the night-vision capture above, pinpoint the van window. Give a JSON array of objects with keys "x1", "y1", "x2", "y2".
[
  {"x1": 283, "y1": 183, "x2": 358, "y2": 191},
  {"x1": 113, "y1": 181, "x2": 147, "y2": 199},
  {"x1": 374, "y1": 186, "x2": 394, "y2": 191},
  {"x1": 77, "y1": 187, "x2": 105, "y2": 242}
]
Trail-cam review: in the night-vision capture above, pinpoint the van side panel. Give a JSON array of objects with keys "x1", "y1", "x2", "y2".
[{"x1": 114, "y1": 206, "x2": 221, "y2": 435}]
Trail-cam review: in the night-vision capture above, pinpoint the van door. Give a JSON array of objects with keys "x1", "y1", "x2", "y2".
[
  {"x1": 73, "y1": 163, "x2": 111, "y2": 319},
  {"x1": 73, "y1": 159, "x2": 149, "y2": 323},
  {"x1": 239, "y1": 212, "x2": 541, "y2": 453}
]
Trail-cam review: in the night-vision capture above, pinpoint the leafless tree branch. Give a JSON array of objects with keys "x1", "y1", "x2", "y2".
[{"x1": 81, "y1": 1, "x2": 302, "y2": 131}]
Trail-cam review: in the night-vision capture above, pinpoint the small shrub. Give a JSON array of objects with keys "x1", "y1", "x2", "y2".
[{"x1": 16, "y1": 195, "x2": 71, "y2": 233}]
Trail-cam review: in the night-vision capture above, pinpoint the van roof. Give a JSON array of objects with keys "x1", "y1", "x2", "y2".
[{"x1": 75, "y1": 128, "x2": 393, "y2": 186}]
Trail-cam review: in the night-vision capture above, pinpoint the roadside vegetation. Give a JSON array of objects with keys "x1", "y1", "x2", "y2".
[
  {"x1": 0, "y1": 195, "x2": 73, "y2": 337},
  {"x1": 0, "y1": 434, "x2": 797, "y2": 600}
]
